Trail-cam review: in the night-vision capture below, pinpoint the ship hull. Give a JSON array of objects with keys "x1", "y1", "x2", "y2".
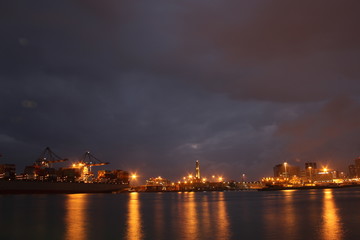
[{"x1": 0, "y1": 180, "x2": 129, "y2": 194}]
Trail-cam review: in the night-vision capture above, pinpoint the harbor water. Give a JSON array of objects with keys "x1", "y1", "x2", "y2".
[{"x1": 1, "y1": 188, "x2": 360, "y2": 240}]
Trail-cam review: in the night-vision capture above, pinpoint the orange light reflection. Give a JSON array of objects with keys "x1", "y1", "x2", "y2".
[
  {"x1": 216, "y1": 192, "x2": 230, "y2": 239},
  {"x1": 322, "y1": 189, "x2": 343, "y2": 240},
  {"x1": 65, "y1": 194, "x2": 88, "y2": 240},
  {"x1": 126, "y1": 192, "x2": 143, "y2": 240},
  {"x1": 283, "y1": 190, "x2": 297, "y2": 238},
  {"x1": 183, "y1": 192, "x2": 197, "y2": 238}
]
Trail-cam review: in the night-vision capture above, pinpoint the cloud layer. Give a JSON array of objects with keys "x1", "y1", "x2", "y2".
[{"x1": 1, "y1": 0, "x2": 359, "y2": 180}]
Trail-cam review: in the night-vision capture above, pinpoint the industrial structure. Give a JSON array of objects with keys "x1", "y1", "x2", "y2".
[
  {"x1": 195, "y1": 160, "x2": 201, "y2": 180},
  {"x1": 0, "y1": 147, "x2": 129, "y2": 193}
]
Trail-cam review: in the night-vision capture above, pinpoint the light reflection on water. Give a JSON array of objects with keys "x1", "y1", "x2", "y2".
[
  {"x1": 126, "y1": 192, "x2": 143, "y2": 240},
  {"x1": 283, "y1": 190, "x2": 297, "y2": 238},
  {"x1": 322, "y1": 189, "x2": 343, "y2": 240},
  {"x1": 181, "y1": 192, "x2": 198, "y2": 238},
  {"x1": 65, "y1": 194, "x2": 88, "y2": 240},
  {"x1": 263, "y1": 190, "x2": 297, "y2": 239},
  {"x1": 216, "y1": 192, "x2": 230, "y2": 240},
  {"x1": 2, "y1": 189, "x2": 360, "y2": 239}
]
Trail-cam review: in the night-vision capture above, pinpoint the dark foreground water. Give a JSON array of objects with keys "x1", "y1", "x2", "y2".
[{"x1": 1, "y1": 188, "x2": 360, "y2": 240}]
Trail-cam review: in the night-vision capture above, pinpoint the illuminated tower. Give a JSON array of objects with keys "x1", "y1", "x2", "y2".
[{"x1": 195, "y1": 160, "x2": 201, "y2": 180}]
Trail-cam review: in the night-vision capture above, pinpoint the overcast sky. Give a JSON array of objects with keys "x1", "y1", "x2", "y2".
[{"x1": 1, "y1": 0, "x2": 360, "y2": 181}]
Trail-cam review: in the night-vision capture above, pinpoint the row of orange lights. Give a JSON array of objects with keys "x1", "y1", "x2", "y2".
[
  {"x1": 177, "y1": 174, "x2": 224, "y2": 184},
  {"x1": 129, "y1": 172, "x2": 225, "y2": 184}
]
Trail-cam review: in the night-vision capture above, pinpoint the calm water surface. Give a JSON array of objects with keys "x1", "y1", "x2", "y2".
[{"x1": 1, "y1": 188, "x2": 360, "y2": 240}]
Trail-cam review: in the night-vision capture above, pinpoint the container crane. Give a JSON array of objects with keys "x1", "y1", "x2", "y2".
[
  {"x1": 71, "y1": 151, "x2": 109, "y2": 182},
  {"x1": 23, "y1": 147, "x2": 68, "y2": 180},
  {"x1": 35, "y1": 147, "x2": 68, "y2": 168}
]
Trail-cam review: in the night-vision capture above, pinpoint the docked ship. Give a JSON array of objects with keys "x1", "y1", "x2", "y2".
[{"x1": 0, "y1": 147, "x2": 130, "y2": 194}]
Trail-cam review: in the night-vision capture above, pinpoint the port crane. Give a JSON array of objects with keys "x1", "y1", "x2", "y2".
[
  {"x1": 35, "y1": 147, "x2": 68, "y2": 168},
  {"x1": 73, "y1": 151, "x2": 109, "y2": 167},
  {"x1": 72, "y1": 151, "x2": 109, "y2": 182}
]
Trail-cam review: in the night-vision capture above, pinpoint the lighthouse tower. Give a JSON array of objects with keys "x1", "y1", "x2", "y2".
[{"x1": 195, "y1": 160, "x2": 201, "y2": 180}]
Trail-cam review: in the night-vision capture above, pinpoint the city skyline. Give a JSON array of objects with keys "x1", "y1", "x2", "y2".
[{"x1": 1, "y1": 1, "x2": 360, "y2": 181}]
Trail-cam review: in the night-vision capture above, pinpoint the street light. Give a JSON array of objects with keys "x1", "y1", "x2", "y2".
[
  {"x1": 284, "y1": 162, "x2": 288, "y2": 179},
  {"x1": 308, "y1": 166, "x2": 312, "y2": 183},
  {"x1": 131, "y1": 174, "x2": 137, "y2": 180},
  {"x1": 130, "y1": 173, "x2": 138, "y2": 189}
]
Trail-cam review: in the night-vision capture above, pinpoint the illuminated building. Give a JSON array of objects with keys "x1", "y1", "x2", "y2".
[
  {"x1": 315, "y1": 171, "x2": 333, "y2": 182},
  {"x1": 195, "y1": 160, "x2": 201, "y2": 180},
  {"x1": 273, "y1": 163, "x2": 300, "y2": 178},
  {"x1": 145, "y1": 176, "x2": 174, "y2": 191}
]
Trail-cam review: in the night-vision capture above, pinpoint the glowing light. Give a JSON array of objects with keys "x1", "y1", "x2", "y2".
[
  {"x1": 218, "y1": 177, "x2": 223, "y2": 182},
  {"x1": 126, "y1": 192, "x2": 142, "y2": 239},
  {"x1": 188, "y1": 174, "x2": 193, "y2": 179},
  {"x1": 131, "y1": 174, "x2": 137, "y2": 180},
  {"x1": 65, "y1": 194, "x2": 88, "y2": 240}
]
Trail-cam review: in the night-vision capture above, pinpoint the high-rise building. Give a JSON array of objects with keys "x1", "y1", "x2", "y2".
[{"x1": 195, "y1": 160, "x2": 201, "y2": 180}]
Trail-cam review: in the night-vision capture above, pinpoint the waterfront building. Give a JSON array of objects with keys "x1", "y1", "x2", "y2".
[
  {"x1": 273, "y1": 163, "x2": 300, "y2": 178},
  {"x1": 145, "y1": 176, "x2": 174, "y2": 191},
  {"x1": 314, "y1": 172, "x2": 333, "y2": 182}
]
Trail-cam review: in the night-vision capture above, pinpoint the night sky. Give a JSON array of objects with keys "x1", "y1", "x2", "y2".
[{"x1": 1, "y1": 1, "x2": 360, "y2": 181}]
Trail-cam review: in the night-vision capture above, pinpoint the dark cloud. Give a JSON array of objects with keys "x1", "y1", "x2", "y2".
[
  {"x1": 0, "y1": 1, "x2": 359, "y2": 180},
  {"x1": 277, "y1": 97, "x2": 360, "y2": 169},
  {"x1": 169, "y1": 1, "x2": 360, "y2": 101}
]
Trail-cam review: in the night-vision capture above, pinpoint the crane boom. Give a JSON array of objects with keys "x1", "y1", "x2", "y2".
[
  {"x1": 36, "y1": 147, "x2": 68, "y2": 167},
  {"x1": 80, "y1": 151, "x2": 109, "y2": 167}
]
